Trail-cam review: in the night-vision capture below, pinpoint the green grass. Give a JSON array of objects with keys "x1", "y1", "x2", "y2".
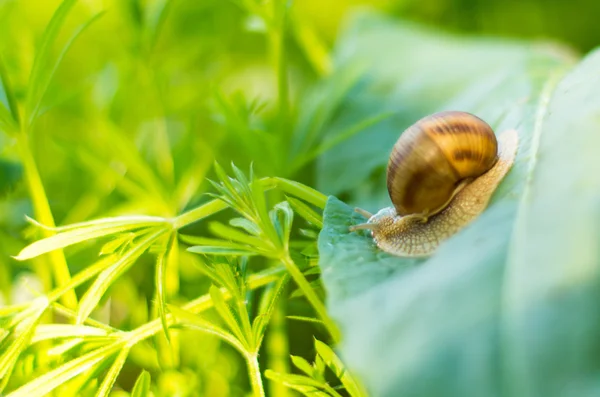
[{"x1": 2, "y1": 1, "x2": 600, "y2": 396}]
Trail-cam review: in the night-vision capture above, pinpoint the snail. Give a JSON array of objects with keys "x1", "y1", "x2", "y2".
[{"x1": 349, "y1": 111, "x2": 518, "y2": 257}]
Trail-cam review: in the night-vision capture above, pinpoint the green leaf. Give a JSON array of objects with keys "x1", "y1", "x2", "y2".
[
  {"x1": 290, "y1": 355, "x2": 314, "y2": 376},
  {"x1": 270, "y1": 201, "x2": 294, "y2": 249},
  {"x1": 0, "y1": 298, "x2": 49, "y2": 390},
  {"x1": 155, "y1": 232, "x2": 176, "y2": 342},
  {"x1": 229, "y1": 217, "x2": 262, "y2": 236},
  {"x1": 208, "y1": 285, "x2": 247, "y2": 348},
  {"x1": 502, "y1": 47, "x2": 600, "y2": 396},
  {"x1": 7, "y1": 342, "x2": 124, "y2": 397},
  {"x1": 251, "y1": 274, "x2": 289, "y2": 350},
  {"x1": 14, "y1": 217, "x2": 167, "y2": 261},
  {"x1": 131, "y1": 371, "x2": 151, "y2": 397},
  {"x1": 168, "y1": 304, "x2": 246, "y2": 354},
  {"x1": 263, "y1": 177, "x2": 328, "y2": 209},
  {"x1": 263, "y1": 370, "x2": 334, "y2": 397},
  {"x1": 187, "y1": 245, "x2": 258, "y2": 256},
  {"x1": 77, "y1": 229, "x2": 167, "y2": 323},
  {"x1": 26, "y1": 0, "x2": 103, "y2": 124},
  {"x1": 315, "y1": 12, "x2": 600, "y2": 397},
  {"x1": 208, "y1": 221, "x2": 272, "y2": 251},
  {"x1": 31, "y1": 324, "x2": 108, "y2": 343},
  {"x1": 286, "y1": 196, "x2": 323, "y2": 228},
  {"x1": 95, "y1": 347, "x2": 130, "y2": 397},
  {"x1": 314, "y1": 339, "x2": 366, "y2": 397}
]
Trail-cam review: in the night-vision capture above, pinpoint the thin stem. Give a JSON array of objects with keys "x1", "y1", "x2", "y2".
[
  {"x1": 246, "y1": 353, "x2": 266, "y2": 397},
  {"x1": 280, "y1": 253, "x2": 340, "y2": 343},
  {"x1": 266, "y1": 292, "x2": 291, "y2": 397},
  {"x1": 172, "y1": 199, "x2": 229, "y2": 229},
  {"x1": 16, "y1": 131, "x2": 77, "y2": 308}
]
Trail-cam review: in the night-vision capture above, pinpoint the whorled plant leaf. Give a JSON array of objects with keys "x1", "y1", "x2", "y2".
[
  {"x1": 131, "y1": 371, "x2": 151, "y2": 397},
  {"x1": 316, "y1": 12, "x2": 600, "y2": 397}
]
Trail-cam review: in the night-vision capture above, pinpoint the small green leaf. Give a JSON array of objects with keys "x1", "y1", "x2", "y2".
[
  {"x1": 264, "y1": 370, "x2": 332, "y2": 397},
  {"x1": 15, "y1": 218, "x2": 167, "y2": 261},
  {"x1": 229, "y1": 217, "x2": 262, "y2": 236},
  {"x1": 181, "y1": 234, "x2": 259, "y2": 256},
  {"x1": 291, "y1": 355, "x2": 314, "y2": 376},
  {"x1": 251, "y1": 274, "x2": 289, "y2": 349},
  {"x1": 270, "y1": 201, "x2": 294, "y2": 248},
  {"x1": 286, "y1": 315, "x2": 325, "y2": 325},
  {"x1": 208, "y1": 221, "x2": 271, "y2": 251},
  {"x1": 95, "y1": 347, "x2": 130, "y2": 397},
  {"x1": 6, "y1": 341, "x2": 124, "y2": 397},
  {"x1": 0, "y1": 299, "x2": 49, "y2": 389},
  {"x1": 188, "y1": 245, "x2": 258, "y2": 256},
  {"x1": 26, "y1": 1, "x2": 103, "y2": 124},
  {"x1": 77, "y1": 229, "x2": 167, "y2": 323},
  {"x1": 156, "y1": 232, "x2": 176, "y2": 342},
  {"x1": 131, "y1": 371, "x2": 151, "y2": 397},
  {"x1": 286, "y1": 196, "x2": 322, "y2": 228},
  {"x1": 315, "y1": 339, "x2": 367, "y2": 397},
  {"x1": 99, "y1": 233, "x2": 136, "y2": 256},
  {"x1": 168, "y1": 304, "x2": 246, "y2": 354},
  {"x1": 208, "y1": 285, "x2": 247, "y2": 348},
  {"x1": 31, "y1": 325, "x2": 108, "y2": 343},
  {"x1": 263, "y1": 177, "x2": 327, "y2": 209}
]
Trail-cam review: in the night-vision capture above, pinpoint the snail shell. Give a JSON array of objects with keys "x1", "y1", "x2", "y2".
[
  {"x1": 387, "y1": 111, "x2": 498, "y2": 218},
  {"x1": 349, "y1": 111, "x2": 518, "y2": 257}
]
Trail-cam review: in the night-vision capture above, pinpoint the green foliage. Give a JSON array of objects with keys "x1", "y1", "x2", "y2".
[
  {"x1": 1, "y1": 0, "x2": 599, "y2": 396},
  {"x1": 266, "y1": 338, "x2": 367, "y2": 397}
]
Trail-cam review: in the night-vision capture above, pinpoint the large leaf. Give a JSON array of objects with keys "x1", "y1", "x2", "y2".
[{"x1": 316, "y1": 12, "x2": 600, "y2": 397}]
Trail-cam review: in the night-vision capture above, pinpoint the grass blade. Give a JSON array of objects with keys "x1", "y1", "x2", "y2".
[
  {"x1": 25, "y1": 0, "x2": 77, "y2": 122},
  {"x1": 26, "y1": 0, "x2": 102, "y2": 124}
]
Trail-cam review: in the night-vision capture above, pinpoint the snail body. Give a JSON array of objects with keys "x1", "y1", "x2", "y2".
[{"x1": 350, "y1": 111, "x2": 518, "y2": 257}]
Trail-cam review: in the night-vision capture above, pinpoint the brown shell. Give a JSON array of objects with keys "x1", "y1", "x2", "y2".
[{"x1": 387, "y1": 111, "x2": 498, "y2": 217}]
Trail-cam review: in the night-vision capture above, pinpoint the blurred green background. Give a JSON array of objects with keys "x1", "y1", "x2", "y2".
[{"x1": 0, "y1": 0, "x2": 598, "y2": 395}]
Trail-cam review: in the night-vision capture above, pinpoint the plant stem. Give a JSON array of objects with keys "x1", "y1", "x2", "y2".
[
  {"x1": 280, "y1": 253, "x2": 340, "y2": 343},
  {"x1": 246, "y1": 353, "x2": 266, "y2": 397},
  {"x1": 172, "y1": 199, "x2": 229, "y2": 229},
  {"x1": 266, "y1": 293, "x2": 291, "y2": 397},
  {"x1": 16, "y1": 131, "x2": 77, "y2": 308}
]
